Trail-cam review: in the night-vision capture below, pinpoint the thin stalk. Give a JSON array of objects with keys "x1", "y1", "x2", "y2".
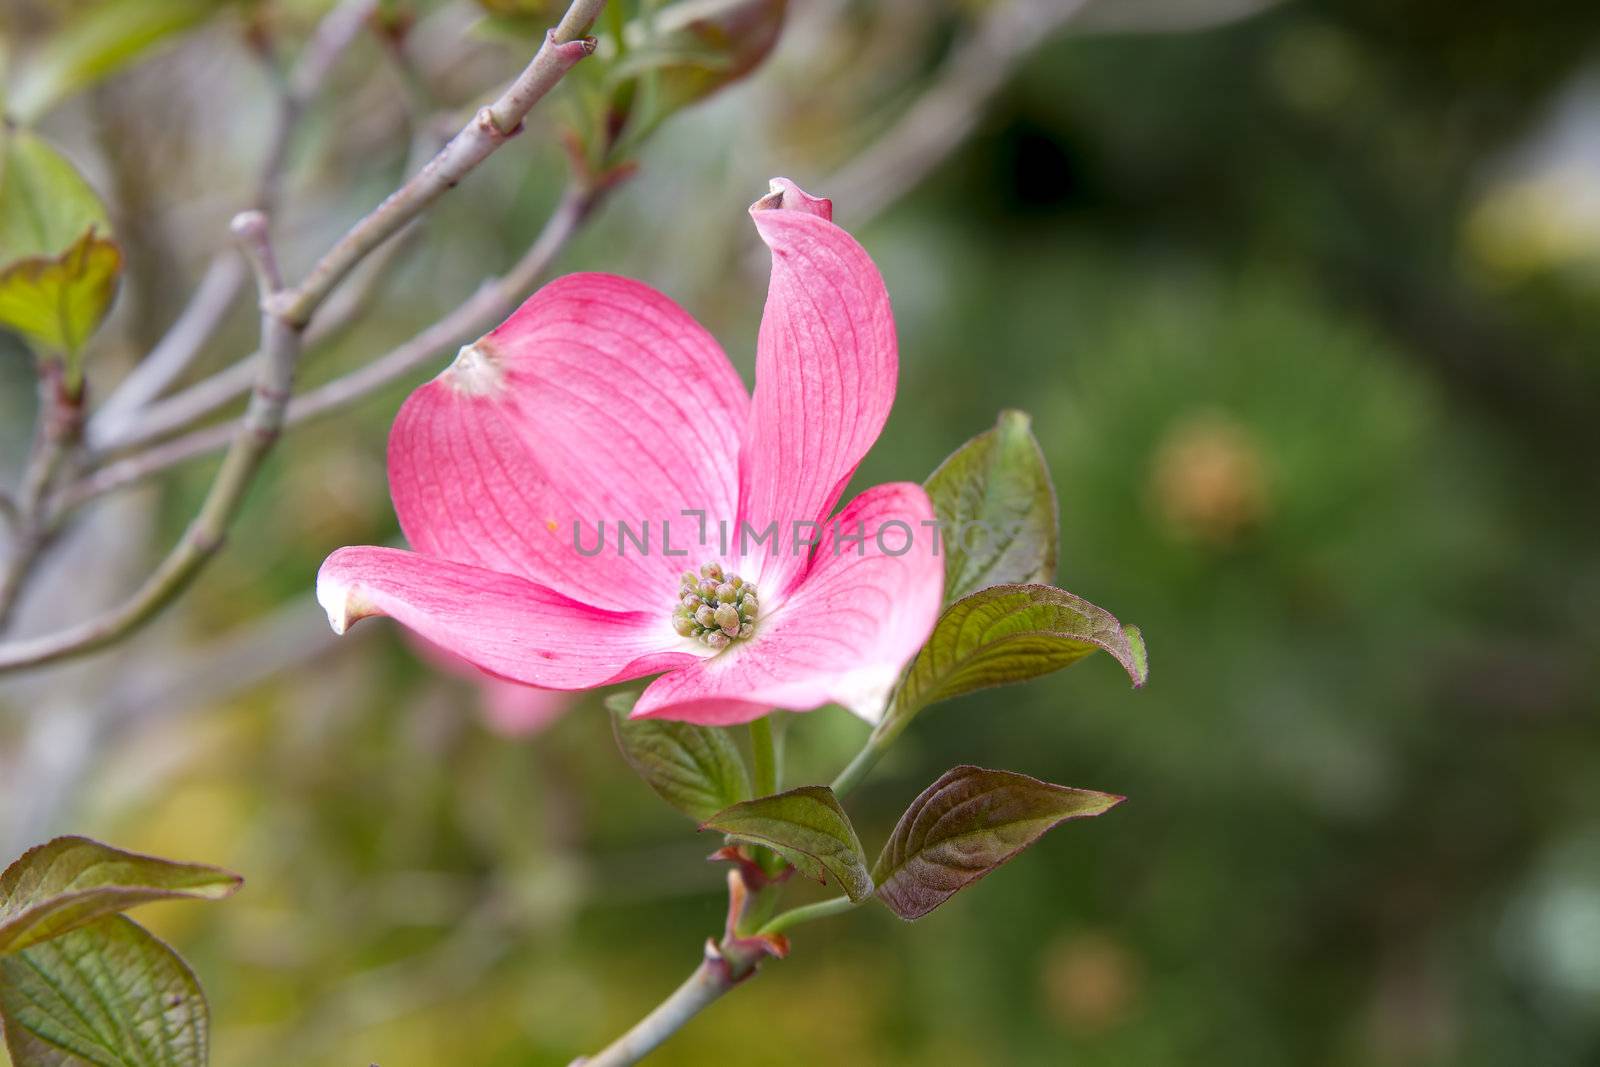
[
  {"x1": 749, "y1": 715, "x2": 777, "y2": 797},
  {"x1": 0, "y1": 367, "x2": 83, "y2": 630},
  {"x1": 755, "y1": 895, "x2": 858, "y2": 939},
  {"x1": 830, "y1": 731, "x2": 890, "y2": 798}
]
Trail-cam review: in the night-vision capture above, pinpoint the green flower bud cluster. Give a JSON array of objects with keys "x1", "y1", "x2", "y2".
[{"x1": 671, "y1": 562, "x2": 758, "y2": 650}]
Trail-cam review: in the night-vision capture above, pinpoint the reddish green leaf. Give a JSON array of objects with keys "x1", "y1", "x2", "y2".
[
  {"x1": 873, "y1": 766, "x2": 1122, "y2": 920},
  {"x1": 702, "y1": 786, "x2": 872, "y2": 902},
  {"x1": 875, "y1": 584, "x2": 1147, "y2": 745}
]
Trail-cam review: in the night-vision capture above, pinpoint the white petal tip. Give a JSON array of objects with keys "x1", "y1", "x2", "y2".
[
  {"x1": 835, "y1": 668, "x2": 897, "y2": 726},
  {"x1": 440, "y1": 341, "x2": 505, "y2": 396},
  {"x1": 316, "y1": 576, "x2": 370, "y2": 636}
]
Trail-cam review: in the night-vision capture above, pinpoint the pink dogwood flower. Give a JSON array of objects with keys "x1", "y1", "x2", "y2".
[{"x1": 316, "y1": 179, "x2": 943, "y2": 726}]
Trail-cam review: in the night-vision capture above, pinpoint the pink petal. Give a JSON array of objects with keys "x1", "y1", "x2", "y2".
[
  {"x1": 389, "y1": 272, "x2": 749, "y2": 614},
  {"x1": 632, "y1": 482, "x2": 943, "y2": 725},
  {"x1": 738, "y1": 179, "x2": 898, "y2": 599},
  {"x1": 406, "y1": 633, "x2": 575, "y2": 737},
  {"x1": 319, "y1": 546, "x2": 697, "y2": 690},
  {"x1": 479, "y1": 682, "x2": 573, "y2": 737}
]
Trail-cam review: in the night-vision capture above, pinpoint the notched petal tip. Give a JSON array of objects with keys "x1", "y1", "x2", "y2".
[
  {"x1": 438, "y1": 341, "x2": 505, "y2": 396},
  {"x1": 750, "y1": 177, "x2": 833, "y2": 221},
  {"x1": 316, "y1": 572, "x2": 375, "y2": 636}
]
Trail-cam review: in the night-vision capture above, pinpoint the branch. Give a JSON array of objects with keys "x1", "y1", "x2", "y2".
[
  {"x1": 0, "y1": 1, "x2": 604, "y2": 673},
  {"x1": 257, "y1": 0, "x2": 383, "y2": 216},
  {"x1": 91, "y1": 54, "x2": 459, "y2": 457},
  {"x1": 0, "y1": 367, "x2": 85, "y2": 631},
  {"x1": 0, "y1": 214, "x2": 296, "y2": 670},
  {"x1": 88, "y1": 0, "x2": 381, "y2": 446},
  {"x1": 574, "y1": 860, "x2": 845, "y2": 1066},
  {"x1": 574, "y1": 954, "x2": 737, "y2": 1067},
  {"x1": 826, "y1": 0, "x2": 1094, "y2": 226},
  {"x1": 59, "y1": 182, "x2": 601, "y2": 510},
  {"x1": 88, "y1": 253, "x2": 248, "y2": 439},
  {"x1": 90, "y1": 218, "x2": 423, "y2": 456},
  {"x1": 273, "y1": 2, "x2": 604, "y2": 329}
]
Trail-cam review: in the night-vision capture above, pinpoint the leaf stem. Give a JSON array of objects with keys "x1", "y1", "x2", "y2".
[
  {"x1": 754, "y1": 895, "x2": 858, "y2": 939},
  {"x1": 830, "y1": 732, "x2": 890, "y2": 798}
]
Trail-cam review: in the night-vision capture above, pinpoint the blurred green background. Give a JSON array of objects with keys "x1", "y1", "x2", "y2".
[{"x1": 2, "y1": 0, "x2": 1599, "y2": 1064}]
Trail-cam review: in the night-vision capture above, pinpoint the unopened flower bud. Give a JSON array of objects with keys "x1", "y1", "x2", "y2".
[{"x1": 668, "y1": 561, "x2": 762, "y2": 651}]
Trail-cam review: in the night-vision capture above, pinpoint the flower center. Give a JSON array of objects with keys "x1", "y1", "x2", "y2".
[{"x1": 671, "y1": 562, "x2": 759, "y2": 650}]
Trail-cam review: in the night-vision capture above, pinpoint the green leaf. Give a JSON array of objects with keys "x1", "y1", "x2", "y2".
[
  {"x1": 0, "y1": 914, "x2": 207, "y2": 1067},
  {"x1": 872, "y1": 765, "x2": 1122, "y2": 920},
  {"x1": 0, "y1": 837, "x2": 241, "y2": 957},
  {"x1": 0, "y1": 229, "x2": 122, "y2": 359},
  {"x1": 0, "y1": 126, "x2": 111, "y2": 263},
  {"x1": 622, "y1": 0, "x2": 786, "y2": 113},
  {"x1": 0, "y1": 127, "x2": 122, "y2": 362},
  {"x1": 5, "y1": 0, "x2": 217, "y2": 124},
  {"x1": 702, "y1": 786, "x2": 873, "y2": 903},
  {"x1": 925, "y1": 409, "x2": 1059, "y2": 604},
  {"x1": 607, "y1": 693, "x2": 752, "y2": 821},
  {"x1": 876, "y1": 584, "x2": 1147, "y2": 744}
]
